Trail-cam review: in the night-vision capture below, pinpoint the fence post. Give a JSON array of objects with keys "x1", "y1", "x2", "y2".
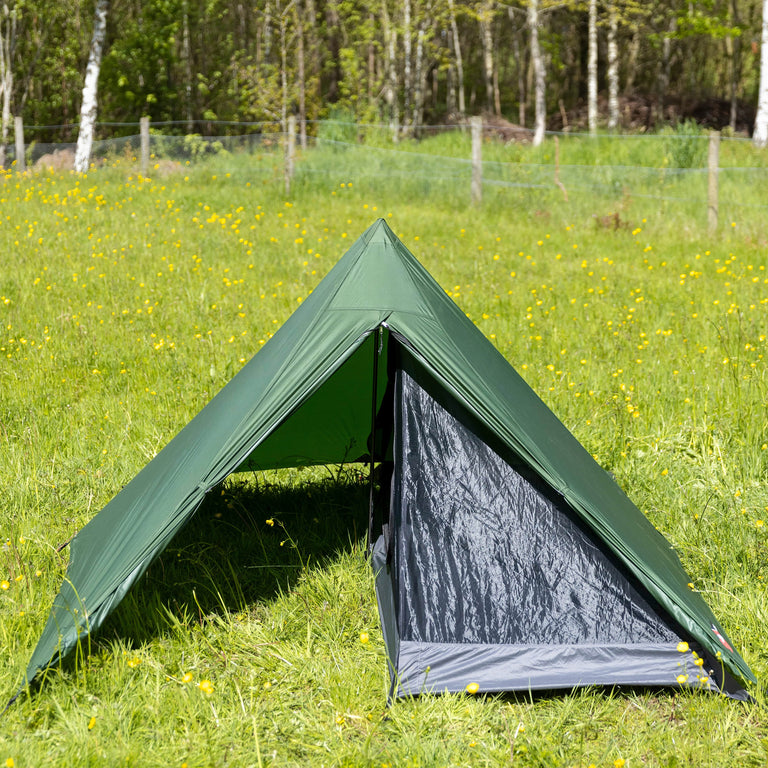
[
  {"x1": 140, "y1": 116, "x2": 150, "y2": 176},
  {"x1": 708, "y1": 130, "x2": 719, "y2": 232},
  {"x1": 285, "y1": 115, "x2": 296, "y2": 196},
  {"x1": 554, "y1": 135, "x2": 568, "y2": 200},
  {"x1": 471, "y1": 116, "x2": 482, "y2": 205},
  {"x1": 14, "y1": 116, "x2": 25, "y2": 172}
]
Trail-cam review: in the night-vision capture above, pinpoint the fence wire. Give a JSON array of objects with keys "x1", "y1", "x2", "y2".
[{"x1": 8, "y1": 121, "x2": 768, "y2": 217}]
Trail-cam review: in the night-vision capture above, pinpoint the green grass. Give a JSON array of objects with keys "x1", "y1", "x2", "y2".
[{"x1": 2, "y1": 132, "x2": 768, "y2": 766}]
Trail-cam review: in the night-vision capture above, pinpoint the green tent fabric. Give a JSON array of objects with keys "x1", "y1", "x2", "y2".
[{"x1": 22, "y1": 218, "x2": 755, "y2": 695}]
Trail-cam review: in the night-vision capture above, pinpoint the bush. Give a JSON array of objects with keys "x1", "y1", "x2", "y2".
[{"x1": 662, "y1": 119, "x2": 707, "y2": 168}]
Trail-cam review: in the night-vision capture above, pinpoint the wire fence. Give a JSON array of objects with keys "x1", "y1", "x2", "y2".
[{"x1": 7, "y1": 119, "x2": 768, "y2": 220}]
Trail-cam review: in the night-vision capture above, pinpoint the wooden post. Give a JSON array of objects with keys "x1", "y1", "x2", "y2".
[
  {"x1": 471, "y1": 116, "x2": 482, "y2": 205},
  {"x1": 708, "y1": 130, "x2": 719, "y2": 232},
  {"x1": 285, "y1": 115, "x2": 296, "y2": 196},
  {"x1": 554, "y1": 135, "x2": 568, "y2": 200},
  {"x1": 140, "y1": 116, "x2": 150, "y2": 176},
  {"x1": 14, "y1": 116, "x2": 25, "y2": 172}
]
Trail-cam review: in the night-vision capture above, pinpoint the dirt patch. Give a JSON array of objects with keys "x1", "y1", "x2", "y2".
[
  {"x1": 551, "y1": 94, "x2": 756, "y2": 135},
  {"x1": 481, "y1": 112, "x2": 534, "y2": 142},
  {"x1": 35, "y1": 149, "x2": 75, "y2": 172},
  {"x1": 149, "y1": 159, "x2": 185, "y2": 176}
]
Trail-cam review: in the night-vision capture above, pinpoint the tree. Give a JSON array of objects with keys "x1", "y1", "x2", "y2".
[
  {"x1": 75, "y1": 0, "x2": 109, "y2": 173},
  {"x1": 446, "y1": 0, "x2": 466, "y2": 116},
  {"x1": 755, "y1": 0, "x2": 768, "y2": 146},
  {"x1": 403, "y1": 0, "x2": 413, "y2": 135},
  {"x1": 0, "y1": 2, "x2": 17, "y2": 168},
  {"x1": 412, "y1": 13, "x2": 428, "y2": 130},
  {"x1": 587, "y1": 0, "x2": 597, "y2": 134},
  {"x1": 726, "y1": 0, "x2": 743, "y2": 132},
  {"x1": 607, "y1": 1, "x2": 619, "y2": 130},
  {"x1": 381, "y1": 1, "x2": 399, "y2": 136},
  {"x1": 478, "y1": 0, "x2": 498, "y2": 114},
  {"x1": 528, "y1": 0, "x2": 546, "y2": 145}
]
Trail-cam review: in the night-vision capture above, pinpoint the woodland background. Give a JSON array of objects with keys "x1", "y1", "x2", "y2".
[{"x1": 0, "y1": 0, "x2": 765, "y2": 147}]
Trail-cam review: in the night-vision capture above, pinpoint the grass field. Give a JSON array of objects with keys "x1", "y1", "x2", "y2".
[{"x1": 2, "y1": 132, "x2": 768, "y2": 766}]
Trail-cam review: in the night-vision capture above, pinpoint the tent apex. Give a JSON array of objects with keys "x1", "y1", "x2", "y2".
[{"x1": 363, "y1": 217, "x2": 397, "y2": 244}]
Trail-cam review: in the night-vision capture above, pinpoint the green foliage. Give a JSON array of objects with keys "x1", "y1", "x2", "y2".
[
  {"x1": 317, "y1": 107, "x2": 360, "y2": 144},
  {"x1": 180, "y1": 133, "x2": 227, "y2": 158},
  {"x1": 2, "y1": 134, "x2": 768, "y2": 765},
  {"x1": 100, "y1": 0, "x2": 183, "y2": 125},
  {"x1": 5, "y1": 0, "x2": 766, "y2": 144},
  {"x1": 662, "y1": 120, "x2": 708, "y2": 169}
]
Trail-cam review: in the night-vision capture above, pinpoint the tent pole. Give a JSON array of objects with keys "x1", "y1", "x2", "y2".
[{"x1": 367, "y1": 326, "x2": 382, "y2": 551}]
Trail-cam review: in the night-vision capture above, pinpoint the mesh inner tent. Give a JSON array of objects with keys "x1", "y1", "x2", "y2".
[{"x1": 372, "y1": 365, "x2": 714, "y2": 696}]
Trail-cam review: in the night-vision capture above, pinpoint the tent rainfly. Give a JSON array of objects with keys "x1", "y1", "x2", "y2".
[{"x1": 19, "y1": 219, "x2": 755, "y2": 701}]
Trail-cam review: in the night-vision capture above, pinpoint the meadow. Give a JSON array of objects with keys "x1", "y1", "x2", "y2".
[{"x1": 2, "y1": 130, "x2": 768, "y2": 766}]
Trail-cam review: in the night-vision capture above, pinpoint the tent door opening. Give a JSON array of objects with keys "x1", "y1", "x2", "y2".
[{"x1": 373, "y1": 356, "x2": 720, "y2": 698}]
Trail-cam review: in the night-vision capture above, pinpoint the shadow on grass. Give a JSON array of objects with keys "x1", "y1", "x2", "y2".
[{"x1": 96, "y1": 467, "x2": 371, "y2": 647}]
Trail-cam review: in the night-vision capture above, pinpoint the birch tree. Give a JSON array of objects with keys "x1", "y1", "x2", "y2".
[
  {"x1": 479, "y1": 0, "x2": 496, "y2": 113},
  {"x1": 412, "y1": 22, "x2": 424, "y2": 131},
  {"x1": 528, "y1": 0, "x2": 546, "y2": 146},
  {"x1": 0, "y1": 3, "x2": 16, "y2": 169},
  {"x1": 447, "y1": 0, "x2": 465, "y2": 116},
  {"x1": 74, "y1": 0, "x2": 109, "y2": 174},
  {"x1": 295, "y1": 0, "x2": 306, "y2": 148},
  {"x1": 587, "y1": 0, "x2": 597, "y2": 134},
  {"x1": 607, "y1": 2, "x2": 619, "y2": 130},
  {"x1": 402, "y1": 0, "x2": 412, "y2": 136},
  {"x1": 381, "y1": 2, "x2": 398, "y2": 139},
  {"x1": 754, "y1": 0, "x2": 768, "y2": 147}
]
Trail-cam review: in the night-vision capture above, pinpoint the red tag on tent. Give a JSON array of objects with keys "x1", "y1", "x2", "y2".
[{"x1": 711, "y1": 624, "x2": 733, "y2": 652}]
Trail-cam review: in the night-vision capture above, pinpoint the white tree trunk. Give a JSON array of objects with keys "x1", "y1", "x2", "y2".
[
  {"x1": 447, "y1": 0, "x2": 465, "y2": 116},
  {"x1": 412, "y1": 24, "x2": 425, "y2": 132},
  {"x1": 587, "y1": 0, "x2": 597, "y2": 134},
  {"x1": 0, "y1": 5, "x2": 17, "y2": 169},
  {"x1": 479, "y1": 1, "x2": 495, "y2": 112},
  {"x1": 528, "y1": 0, "x2": 546, "y2": 146},
  {"x1": 754, "y1": 0, "x2": 768, "y2": 147},
  {"x1": 75, "y1": 0, "x2": 109, "y2": 174},
  {"x1": 402, "y1": 0, "x2": 412, "y2": 136},
  {"x1": 297, "y1": 1, "x2": 306, "y2": 149},
  {"x1": 382, "y1": 3, "x2": 398, "y2": 140},
  {"x1": 279, "y1": 9, "x2": 287, "y2": 131},
  {"x1": 607, "y1": 3, "x2": 619, "y2": 130}
]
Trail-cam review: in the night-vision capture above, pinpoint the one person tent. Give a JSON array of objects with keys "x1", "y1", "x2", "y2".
[{"x1": 19, "y1": 219, "x2": 755, "y2": 701}]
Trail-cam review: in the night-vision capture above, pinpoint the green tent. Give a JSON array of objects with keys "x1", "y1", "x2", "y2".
[{"x1": 21, "y1": 219, "x2": 754, "y2": 699}]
